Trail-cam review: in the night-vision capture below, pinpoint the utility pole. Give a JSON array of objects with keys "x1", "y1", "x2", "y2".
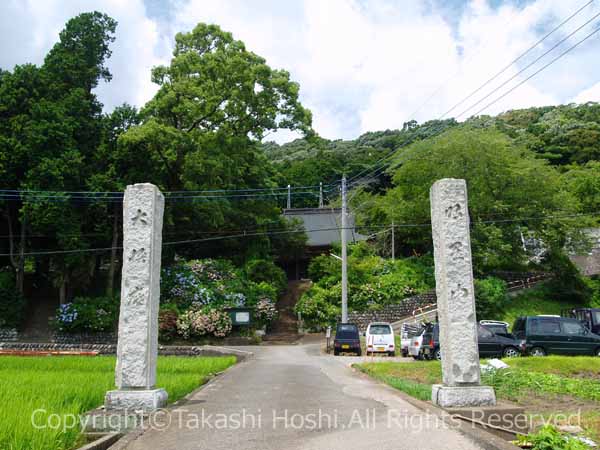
[
  {"x1": 341, "y1": 176, "x2": 348, "y2": 323},
  {"x1": 319, "y1": 182, "x2": 324, "y2": 208},
  {"x1": 391, "y1": 220, "x2": 395, "y2": 261},
  {"x1": 287, "y1": 184, "x2": 291, "y2": 209}
]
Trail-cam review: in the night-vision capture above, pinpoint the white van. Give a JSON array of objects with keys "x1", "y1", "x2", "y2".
[{"x1": 365, "y1": 322, "x2": 395, "y2": 356}]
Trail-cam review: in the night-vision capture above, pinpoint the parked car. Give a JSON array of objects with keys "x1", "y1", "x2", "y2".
[
  {"x1": 365, "y1": 322, "x2": 395, "y2": 356},
  {"x1": 480, "y1": 320, "x2": 513, "y2": 339},
  {"x1": 421, "y1": 323, "x2": 522, "y2": 360},
  {"x1": 408, "y1": 323, "x2": 433, "y2": 360},
  {"x1": 333, "y1": 323, "x2": 362, "y2": 356},
  {"x1": 512, "y1": 315, "x2": 600, "y2": 357},
  {"x1": 562, "y1": 308, "x2": 600, "y2": 335},
  {"x1": 400, "y1": 323, "x2": 423, "y2": 357}
]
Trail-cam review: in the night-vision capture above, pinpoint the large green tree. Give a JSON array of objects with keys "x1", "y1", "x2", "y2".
[
  {"x1": 359, "y1": 126, "x2": 583, "y2": 274},
  {"x1": 119, "y1": 23, "x2": 313, "y2": 260},
  {"x1": 0, "y1": 12, "x2": 118, "y2": 300}
]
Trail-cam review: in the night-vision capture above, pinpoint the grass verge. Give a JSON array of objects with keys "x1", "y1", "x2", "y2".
[
  {"x1": 0, "y1": 355, "x2": 236, "y2": 450},
  {"x1": 355, "y1": 356, "x2": 600, "y2": 442}
]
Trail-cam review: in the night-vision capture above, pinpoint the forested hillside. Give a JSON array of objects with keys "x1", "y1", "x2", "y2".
[{"x1": 270, "y1": 104, "x2": 600, "y2": 327}]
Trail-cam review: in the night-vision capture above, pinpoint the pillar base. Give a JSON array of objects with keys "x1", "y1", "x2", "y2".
[
  {"x1": 105, "y1": 388, "x2": 168, "y2": 411},
  {"x1": 432, "y1": 384, "x2": 496, "y2": 408}
]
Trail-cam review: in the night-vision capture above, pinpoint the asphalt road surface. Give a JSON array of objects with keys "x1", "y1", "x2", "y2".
[{"x1": 122, "y1": 340, "x2": 483, "y2": 450}]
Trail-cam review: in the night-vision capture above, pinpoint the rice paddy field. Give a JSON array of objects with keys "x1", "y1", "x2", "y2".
[{"x1": 0, "y1": 355, "x2": 236, "y2": 450}]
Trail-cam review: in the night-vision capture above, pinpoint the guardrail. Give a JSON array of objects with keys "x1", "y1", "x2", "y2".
[
  {"x1": 506, "y1": 274, "x2": 552, "y2": 292},
  {"x1": 391, "y1": 303, "x2": 438, "y2": 332}
]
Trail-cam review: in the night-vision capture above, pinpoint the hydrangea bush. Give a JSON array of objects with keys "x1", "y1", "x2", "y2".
[
  {"x1": 53, "y1": 296, "x2": 118, "y2": 333},
  {"x1": 161, "y1": 258, "x2": 280, "y2": 340},
  {"x1": 176, "y1": 307, "x2": 232, "y2": 338}
]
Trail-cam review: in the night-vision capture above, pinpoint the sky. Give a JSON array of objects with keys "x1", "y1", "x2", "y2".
[{"x1": 1, "y1": 0, "x2": 600, "y2": 142}]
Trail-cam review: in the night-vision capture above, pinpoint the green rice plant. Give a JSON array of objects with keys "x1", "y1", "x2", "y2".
[{"x1": 0, "y1": 355, "x2": 236, "y2": 450}]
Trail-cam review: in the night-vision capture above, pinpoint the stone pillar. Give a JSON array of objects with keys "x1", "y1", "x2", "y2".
[
  {"x1": 105, "y1": 183, "x2": 168, "y2": 411},
  {"x1": 429, "y1": 179, "x2": 496, "y2": 408}
]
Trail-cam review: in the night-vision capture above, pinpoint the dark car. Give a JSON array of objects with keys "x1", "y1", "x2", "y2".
[
  {"x1": 421, "y1": 323, "x2": 522, "y2": 360},
  {"x1": 334, "y1": 323, "x2": 362, "y2": 356},
  {"x1": 512, "y1": 316, "x2": 600, "y2": 357}
]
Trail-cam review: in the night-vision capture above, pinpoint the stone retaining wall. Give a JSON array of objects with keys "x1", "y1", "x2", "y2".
[
  {"x1": 0, "y1": 328, "x2": 18, "y2": 342},
  {"x1": 347, "y1": 272, "x2": 553, "y2": 331},
  {"x1": 348, "y1": 291, "x2": 437, "y2": 331},
  {"x1": 0, "y1": 342, "x2": 252, "y2": 360},
  {"x1": 52, "y1": 332, "x2": 118, "y2": 344}
]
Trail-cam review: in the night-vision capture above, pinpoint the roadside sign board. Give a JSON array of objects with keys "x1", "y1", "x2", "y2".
[{"x1": 225, "y1": 308, "x2": 252, "y2": 326}]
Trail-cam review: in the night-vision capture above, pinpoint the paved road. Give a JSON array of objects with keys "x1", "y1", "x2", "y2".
[{"x1": 123, "y1": 341, "x2": 482, "y2": 450}]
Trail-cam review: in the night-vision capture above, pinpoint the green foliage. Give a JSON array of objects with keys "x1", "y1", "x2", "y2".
[
  {"x1": 53, "y1": 296, "x2": 119, "y2": 333},
  {"x1": 542, "y1": 250, "x2": 591, "y2": 304},
  {"x1": 474, "y1": 277, "x2": 509, "y2": 320},
  {"x1": 158, "y1": 303, "x2": 180, "y2": 342},
  {"x1": 585, "y1": 277, "x2": 600, "y2": 308},
  {"x1": 160, "y1": 258, "x2": 281, "y2": 339},
  {"x1": 517, "y1": 426, "x2": 591, "y2": 450},
  {"x1": 296, "y1": 244, "x2": 433, "y2": 329},
  {"x1": 244, "y1": 258, "x2": 287, "y2": 295},
  {"x1": 294, "y1": 284, "x2": 341, "y2": 330},
  {"x1": 358, "y1": 126, "x2": 583, "y2": 275},
  {"x1": 0, "y1": 355, "x2": 236, "y2": 450},
  {"x1": 0, "y1": 272, "x2": 26, "y2": 329},
  {"x1": 265, "y1": 119, "x2": 457, "y2": 201},
  {"x1": 562, "y1": 161, "x2": 600, "y2": 220},
  {"x1": 356, "y1": 357, "x2": 600, "y2": 445},
  {"x1": 44, "y1": 11, "x2": 117, "y2": 92},
  {"x1": 115, "y1": 22, "x2": 313, "y2": 261},
  {"x1": 497, "y1": 103, "x2": 600, "y2": 165},
  {"x1": 500, "y1": 283, "x2": 583, "y2": 327}
]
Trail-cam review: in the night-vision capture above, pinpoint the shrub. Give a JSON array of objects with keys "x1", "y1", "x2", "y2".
[
  {"x1": 295, "y1": 285, "x2": 340, "y2": 331},
  {"x1": 542, "y1": 250, "x2": 590, "y2": 304},
  {"x1": 0, "y1": 272, "x2": 27, "y2": 329},
  {"x1": 475, "y1": 277, "x2": 509, "y2": 320},
  {"x1": 255, "y1": 297, "x2": 278, "y2": 325},
  {"x1": 584, "y1": 276, "x2": 600, "y2": 308},
  {"x1": 176, "y1": 307, "x2": 232, "y2": 339},
  {"x1": 54, "y1": 296, "x2": 119, "y2": 333},
  {"x1": 301, "y1": 248, "x2": 434, "y2": 327},
  {"x1": 517, "y1": 425, "x2": 590, "y2": 450},
  {"x1": 245, "y1": 258, "x2": 287, "y2": 294},
  {"x1": 159, "y1": 304, "x2": 179, "y2": 341},
  {"x1": 162, "y1": 258, "x2": 282, "y2": 334}
]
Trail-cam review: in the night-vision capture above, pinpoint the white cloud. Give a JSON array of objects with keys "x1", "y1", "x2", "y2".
[
  {"x1": 573, "y1": 81, "x2": 600, "y2": 103},
  {"x1": 1, "y1": 0, "x2": 599, "y2": 141}
]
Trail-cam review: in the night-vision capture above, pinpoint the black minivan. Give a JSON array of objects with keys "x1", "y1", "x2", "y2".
[
  {"x1": 333, "y1": 323, "x2": 362, "y2": 356},
  {"x1": 512, "y1": 316, "x2": 600, "y2": 357}
]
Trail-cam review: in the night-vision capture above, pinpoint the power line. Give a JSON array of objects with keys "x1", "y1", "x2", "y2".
[
  {"x1": 345, "y1": 3, "x2": 596, "y2": 198},
  {"x1": 3, "y1": 211, "x2": 597, "y2": 257},
  {"x1": 405, "y1": 7, "x2": 525, "y2": 121},
  {"x1": 471, "y1": 23, "x2": 600, "y2": 117},
  {"x1": 456, "y1": 9, "x2": 600, "y2": 119},
  {"x1": 346, "y1": 121, "x2": 452, "y2": 188},
  {"x1": 0, "y1": 183, "x2": 335, "y2": 196},
  {"x1": 0, "y1": 191, "x2": 322, "y2": 203},
  {"x1": 440, "y1": 0, "x2": 596, "y2": 119},
  {"x1": 348, "y1": 14, "x2": 600, "y2": 214}
]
